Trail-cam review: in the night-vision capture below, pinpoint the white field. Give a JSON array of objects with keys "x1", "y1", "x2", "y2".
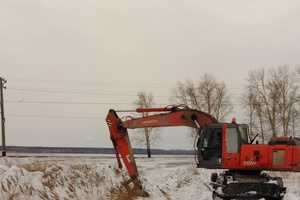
[{"x1": 0, "y1": 154, "x2": 300, "y2": 200}]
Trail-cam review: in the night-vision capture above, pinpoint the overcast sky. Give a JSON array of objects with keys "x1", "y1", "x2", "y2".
[{"x1": 1, "y1": 1, "x2": 300, "y2": 150}]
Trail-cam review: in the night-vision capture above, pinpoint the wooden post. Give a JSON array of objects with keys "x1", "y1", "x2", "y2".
[{"x1": 0, "y1": 77, "x2": 6, "y2": 156}]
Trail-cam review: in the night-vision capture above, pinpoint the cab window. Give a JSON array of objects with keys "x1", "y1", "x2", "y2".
[
  {"x1": 226, "y1": 127, "x2": 238, "y2": 153},
  {"x1": 202, "y1": 128, "x2": 222, "y2": 148},
  {"x1": 238, "y1": 125, "x2": 249, "y2": 144},
  {"x1": 201, "y1": 128, "x2": 222, "y2": 157}
]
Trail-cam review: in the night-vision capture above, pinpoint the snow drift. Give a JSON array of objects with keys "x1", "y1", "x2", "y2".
[{"x1": 0, "y1": 154, "x2": 299, "y2": 200}]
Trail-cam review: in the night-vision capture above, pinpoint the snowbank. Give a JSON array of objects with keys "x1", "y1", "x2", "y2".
[{"x1": 0, "y1": 154, "x2": 299, "y2": 200}]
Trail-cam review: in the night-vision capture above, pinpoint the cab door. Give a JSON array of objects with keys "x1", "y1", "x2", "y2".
[
  {"x1": 197, "y1": 125, "x2": 223, "y2": 169},
  {"x1": 222, "y1": 123, "x2": 240, "y2": 169}
]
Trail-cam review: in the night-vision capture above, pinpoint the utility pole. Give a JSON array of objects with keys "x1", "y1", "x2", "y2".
[{"x1": 0, "y1": 77, "x2": 6, "y2": 156}]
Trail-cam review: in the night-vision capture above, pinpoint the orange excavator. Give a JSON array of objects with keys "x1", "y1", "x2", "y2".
[{"x1": 105, "y1": 105, "x2": 300, "y2": 200}]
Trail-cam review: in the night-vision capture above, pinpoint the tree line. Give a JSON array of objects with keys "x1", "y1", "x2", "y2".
[{"x1": 132, "y1": 65, "x2": 300, "y2": 157}]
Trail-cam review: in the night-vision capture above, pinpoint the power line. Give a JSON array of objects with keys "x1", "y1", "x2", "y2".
[
  {"x1": 6, "y1": 87, "x2": 245, "y2": 103},
  {"x1": 5, "y1": 79, "x2": 247, "y2": 107},
  {"x1": 6, "y1": 114, "x2": 101, "y2": 119},
  {"x1": 6, "y1": 79, "x2": 248, "y2": 102},
  {"x1": 6, "y1": 100, "x2": 244, "y2": 106},
  {"x1": 6, "y1": 86, "x2": 246, "y2": 101},
  {"x1": 6, "y1": 101, "x2": 143, "y2": 105},
  {"x1": 6, "y1": 87, "x2": 170, "y2": 97},
  {"x1": 8, "y1": 79, "x2": 175, "y2": 88},
  {"x1": 8, "y1": 78, "x2": 246, "y2": 89}
]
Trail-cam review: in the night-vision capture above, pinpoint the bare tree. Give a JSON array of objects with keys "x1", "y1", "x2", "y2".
[
  {"x1": 132, "y1": 91, "x2": 160, "y2": 158},
  {"x1": 241, "y1": 87, "x2": 266, "y2": 144},
  {"x1": 291, "y1": 65, "x2": 300, "y2": 137},
  {"x1": 171, "y1": 79, "x2": 200, "y2": 108},
  {"x1": 171, "y1": 74, "x2": 232, "y2": 121},
  {"x1": 246, "y1": 68, "x2": 279, "y2": 140},
  {"x1": 241, "y1": 89, "x2": 257, "y2": 140},
  {"x1": 243, "y1": 65, "x2": 300, "y2": 142},
  {"x1": 270, "y1": 66, "x2": 299, "y2": 137},
  {"x1": 198, "y1": 74, "x2": 232, "y2": 121}
]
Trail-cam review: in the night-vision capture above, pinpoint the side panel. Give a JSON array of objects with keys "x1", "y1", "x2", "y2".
[
  {"x1": 292, "y1": 146, "x2": 300, "y2": 171},
  {"x1": 268, "y1": 145, "x2": 294, "y2": 171},
  {"x1": 239, "y1": 145, "x2": 270, "y2": 170},
  {"x1": 239, "y1": 144, "x2": 300, "y2": 171}
]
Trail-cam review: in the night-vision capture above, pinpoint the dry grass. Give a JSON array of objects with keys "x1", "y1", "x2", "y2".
[
  {"x1": 107, "y1": 185, "x2": 133, "y2": 200},
  {"x1": 104, "y1": 167, "x2": 150, "y2": 200},
  {"x1": 21, "y1": 161, "x2": 48, "y2": 173},
  {"x1": 0, "y1": 160, "x2": 112, "y2": 200},
  {"x1": 159, "y1": 189, "x2": 170, "y2": 200},
  {"x1": 176, "y1": 174, "x2": 192, "y2": 188},
  {"x1": 0, "y1": 159, "x2": 154, "y2": 200},
  {"x1": 107, "y1": 184, "x2": 150, "y2": 200},
  {"x1": 176, "y1": 166, "x2": 198, "y2": 188}
]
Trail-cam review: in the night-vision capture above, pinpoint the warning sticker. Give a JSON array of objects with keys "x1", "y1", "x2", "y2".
[{"x1": 126, "y1": 155, "x2": 132, "y2": 162}]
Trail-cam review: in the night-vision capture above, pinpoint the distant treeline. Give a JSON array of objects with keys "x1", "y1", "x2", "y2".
[{"x1": 2, "y1": 146, "x2": 194, "y2": 155}]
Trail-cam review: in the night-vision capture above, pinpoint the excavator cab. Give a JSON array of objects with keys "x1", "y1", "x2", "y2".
[
  {"x1": 197, "y1": 122, "x2": 291, "y2": 199},
  {"x1": 197, "y1": 122, "x2": 250, "y2": 169}
]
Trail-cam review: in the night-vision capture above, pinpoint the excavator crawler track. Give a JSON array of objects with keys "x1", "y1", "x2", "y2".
[{"x1": 210, "y1": 171, "x2": 285, "y2": 200}]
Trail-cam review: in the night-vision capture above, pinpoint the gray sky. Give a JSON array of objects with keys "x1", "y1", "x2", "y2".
[{"x1": 1, "y1": 1, "x2": 300, "y2": 150}]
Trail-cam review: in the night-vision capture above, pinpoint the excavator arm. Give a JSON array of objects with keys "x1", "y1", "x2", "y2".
[{"x1": 105, "y1": 105, "x2": 218, "y2": 189}]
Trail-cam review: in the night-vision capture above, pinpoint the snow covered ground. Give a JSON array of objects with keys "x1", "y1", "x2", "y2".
[{"x1": 0, "y1": 154, "x2": 300, "y2": 200}]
